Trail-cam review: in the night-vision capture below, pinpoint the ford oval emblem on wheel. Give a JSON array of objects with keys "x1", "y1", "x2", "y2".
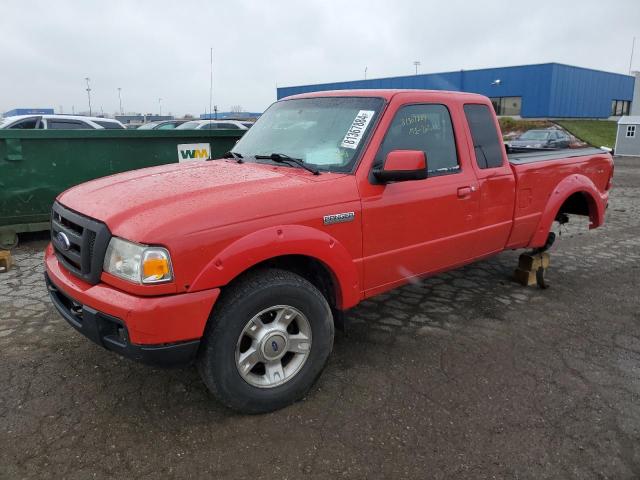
[{"x1": 55, "y1": 231, "x2": 71, "y2": 251}]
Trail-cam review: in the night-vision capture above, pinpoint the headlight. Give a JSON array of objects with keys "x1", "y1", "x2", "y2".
[{"x1": 103, "y1": 237, "x2": 173, "y2": 284}]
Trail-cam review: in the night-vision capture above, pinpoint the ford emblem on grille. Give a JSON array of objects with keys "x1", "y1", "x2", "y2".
[{"x1": 55, "y1": 231, "x2": 71, "y2": 251}]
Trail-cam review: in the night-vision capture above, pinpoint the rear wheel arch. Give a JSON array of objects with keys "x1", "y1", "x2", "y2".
[
  {"x1": 529, "y1": 175, "x2": 604, "y2": 248},
  {"x1": 555, "y1": 191, "x2": 598, "y2": 220}
]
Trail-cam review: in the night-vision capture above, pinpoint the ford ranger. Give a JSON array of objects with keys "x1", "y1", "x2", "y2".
[{"x1": 45, "y1": 90, "x2": 613, "y2": 413}]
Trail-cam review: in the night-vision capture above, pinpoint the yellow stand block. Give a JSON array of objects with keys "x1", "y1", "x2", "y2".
[
  {"x1": 0, "y1": 250, "x2": 13, "y2": 273},
  {"x1": 514, "y1": 252, "x2": 550, "y2": 287}
]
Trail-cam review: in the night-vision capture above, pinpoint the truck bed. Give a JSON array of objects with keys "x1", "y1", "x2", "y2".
[
  {"x1": 508, "y1": 147, "x2": 606, "y2": 165},
  {"x1": 506, "y1": 146, "x2": 612, "y2": 250}
]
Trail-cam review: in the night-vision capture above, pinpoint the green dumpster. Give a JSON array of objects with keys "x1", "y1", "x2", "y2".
[{"x1": 0, "y1": 129, "x2": 245, "y2": 248}]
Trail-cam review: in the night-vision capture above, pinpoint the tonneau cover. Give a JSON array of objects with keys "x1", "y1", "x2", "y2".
[{"x1": 508, "y1": 147, "x2": 606, "y2": 165}]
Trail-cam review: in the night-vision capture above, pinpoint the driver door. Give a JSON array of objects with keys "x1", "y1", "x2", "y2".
[{"x1": 359, "y1": 103, "x2": 480, "y2": 294}]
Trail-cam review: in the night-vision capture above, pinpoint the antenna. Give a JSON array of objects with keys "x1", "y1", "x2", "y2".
[{"x1": 630, "y1": 37, "x2": 636, "y2": 75}]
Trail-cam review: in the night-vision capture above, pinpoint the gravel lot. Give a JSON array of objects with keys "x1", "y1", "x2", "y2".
[{"x1": 1, "y1": 157, "x2": 639, "y2": 479}]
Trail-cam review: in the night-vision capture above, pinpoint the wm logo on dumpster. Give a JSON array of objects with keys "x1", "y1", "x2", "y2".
[{"x1": 177, "y1": 143, "x2": 211, "y2": 162}]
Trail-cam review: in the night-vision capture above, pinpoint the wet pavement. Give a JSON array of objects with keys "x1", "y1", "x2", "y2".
[{"x1": 1, "y1": 157, "x2": 639, "y2": 479}]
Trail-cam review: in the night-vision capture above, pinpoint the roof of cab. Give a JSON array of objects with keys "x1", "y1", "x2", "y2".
[{"x1": 282, "y1": 89, "x2": 490, "y2": 103}]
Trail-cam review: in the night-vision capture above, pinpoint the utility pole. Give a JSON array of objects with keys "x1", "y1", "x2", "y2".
[
  {"x1": 364, "y1": 66, "x2": 368, "y2": 80},
  {"x1": 85, "y1": 77, "x2": 92, "y2": 116},
  {"x1": 630, "y1": 37, "x2": 636, "y2": 75},
  {"x1": 413, "y1": 61, "x2": 421, "y2": 75},
  {"x1": 209, "y1": 47, "x2": 214, "y2": 120},
  {"x1": 118, "y1": 87, "x2": 123, "y2": 115},
  {"x1": 158, "y1": 97, "x2": 162, "y2": 116}
]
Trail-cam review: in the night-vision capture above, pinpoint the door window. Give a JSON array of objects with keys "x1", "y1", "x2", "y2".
[{"x1": 375, "y1": 104, "x2": 459, "y2": 176}]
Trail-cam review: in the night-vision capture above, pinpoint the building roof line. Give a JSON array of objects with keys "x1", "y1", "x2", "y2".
[{"x1": 277, "y1": 62, "x2": 634, "y2": 91}]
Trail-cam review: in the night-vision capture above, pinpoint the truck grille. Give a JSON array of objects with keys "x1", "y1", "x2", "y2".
[{"x1": 51, "y1": 202, "x2": 111, "y2": 285}]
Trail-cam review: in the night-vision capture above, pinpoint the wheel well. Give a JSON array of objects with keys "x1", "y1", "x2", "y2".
[
  {"x1": 556, "y1": 192, "x2": 593, "y2": 219},
  {"x1": 227, "y1": 255, "x2": 339, "y2": 310}
]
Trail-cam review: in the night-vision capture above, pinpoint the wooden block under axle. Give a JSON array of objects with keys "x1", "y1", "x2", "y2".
[
  {"x1": 517, "y1": 252, "x2": 550, "y2": 271},
  {"x1": 514, "y1": 252, "x2": 550, "y2": 287},
  {"x1": 0, "y1": 250, "x2": 13, "y2": 273}
]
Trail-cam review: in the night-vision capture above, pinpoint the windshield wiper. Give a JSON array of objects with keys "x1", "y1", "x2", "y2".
[
  {"x1": 223, "y1": 151, "x2": 244, "y2": 163},
  {"x1": 254, "y1": 153, "x2": 320, "y2": 175}
]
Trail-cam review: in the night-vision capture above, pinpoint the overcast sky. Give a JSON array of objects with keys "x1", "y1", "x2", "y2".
[{"x1": 1, "y1": 0, "x2": 639, "y2": 116}]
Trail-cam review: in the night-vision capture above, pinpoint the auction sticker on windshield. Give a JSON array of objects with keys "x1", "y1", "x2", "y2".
[{"x1": 340, "y1": 110, "x2": 375, "y2": 149}]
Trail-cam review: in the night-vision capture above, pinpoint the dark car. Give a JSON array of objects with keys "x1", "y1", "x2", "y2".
[{"x1": 507, "y1": 129, "x2": 571, "y2": 150}]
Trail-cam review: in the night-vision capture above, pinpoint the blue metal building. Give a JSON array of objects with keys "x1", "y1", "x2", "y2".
[
  {"x1": 277, "y1": 63, "x2": 634, "y2": 119},
  {"x1": 3, "y1": 108, "x2": 54, "y2": 117}
]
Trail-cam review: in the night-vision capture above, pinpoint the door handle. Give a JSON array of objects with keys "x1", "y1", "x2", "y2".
[{"x1": 457, "y1": 186, "x2": 475, "y2": 198}]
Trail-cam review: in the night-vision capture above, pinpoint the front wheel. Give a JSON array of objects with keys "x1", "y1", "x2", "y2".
[{"x1": 197, "y1": 268, "x2": 334, "y2": 413}]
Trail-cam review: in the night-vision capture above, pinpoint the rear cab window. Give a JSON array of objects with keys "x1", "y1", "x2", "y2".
[
  {"x1": 463, "y1": 104, "x2": 505, "y2": 169},
  {"x1": 375, "y1": 104, "x2": 459, "y2": 176}
]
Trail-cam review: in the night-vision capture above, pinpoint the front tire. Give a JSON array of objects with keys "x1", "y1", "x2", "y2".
[{"x1": 197, "y1": 268, "x2": 334, "y2": 413}]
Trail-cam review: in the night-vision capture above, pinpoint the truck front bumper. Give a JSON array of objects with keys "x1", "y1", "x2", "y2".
[{"x1": 45, "y1": 244, "x2": 220, "y2": 367}]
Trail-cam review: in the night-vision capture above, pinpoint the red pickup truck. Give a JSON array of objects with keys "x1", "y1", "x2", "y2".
[{"x1": 45, "y1": 90, "x2": 613, "y2": 413}]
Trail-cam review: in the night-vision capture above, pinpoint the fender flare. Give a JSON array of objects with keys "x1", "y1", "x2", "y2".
[
  {"x1": 189, "y1": 224, "x2": 361, "y2": 309},
  {"x1": 529, "y1": 173, "x2": 605, "y2": 248}
]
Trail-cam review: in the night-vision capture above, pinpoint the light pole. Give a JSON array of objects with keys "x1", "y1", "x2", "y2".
[
  {"x1": 117, "y1": 88, "x2": 123, "y2": 115},
  {"x1": 364, "y1": 66, "x2": 368, "y2": 80},
  {"x1": 158, "y1": 97, "x2": 162, "y2": 116},
  {"x1": 413, "y1": 61, "x2": 421, "y2": 75},
  {"x1": 630, "y1": 37, "x2": 636, "y2": 75},
  {"x1": 85, "y1": 77, "x2": 92, "y2": 116}
]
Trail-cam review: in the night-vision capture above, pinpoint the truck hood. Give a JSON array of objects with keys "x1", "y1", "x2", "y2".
[{"x1": 58, "y1": 160, "x2": 352, "y2": 243}]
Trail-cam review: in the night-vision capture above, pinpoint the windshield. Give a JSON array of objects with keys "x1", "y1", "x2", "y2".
[
  {"x1": 233, "y1": 96, "x2": 384, "y2": 173},
  {"x1": 518, "y1": 130, "x2": 550, "y2": 140}
]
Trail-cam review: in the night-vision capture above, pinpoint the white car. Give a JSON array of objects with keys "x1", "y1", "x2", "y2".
[
  {"x1": 175, "y1": 119, "x2": 253, "y2": 130},
  {"x1": 0, "y1": 114, "x2": 125, "y2": 130}
]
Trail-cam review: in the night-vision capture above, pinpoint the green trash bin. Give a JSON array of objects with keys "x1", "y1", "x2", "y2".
[{"x1": 0, "y1": 129, "x2": 245, "y2": 248}]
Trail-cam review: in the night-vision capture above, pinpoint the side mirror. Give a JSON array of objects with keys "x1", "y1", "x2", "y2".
[{"x1": 373, "y1": 150, "x2": 428, "y2": 183}]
